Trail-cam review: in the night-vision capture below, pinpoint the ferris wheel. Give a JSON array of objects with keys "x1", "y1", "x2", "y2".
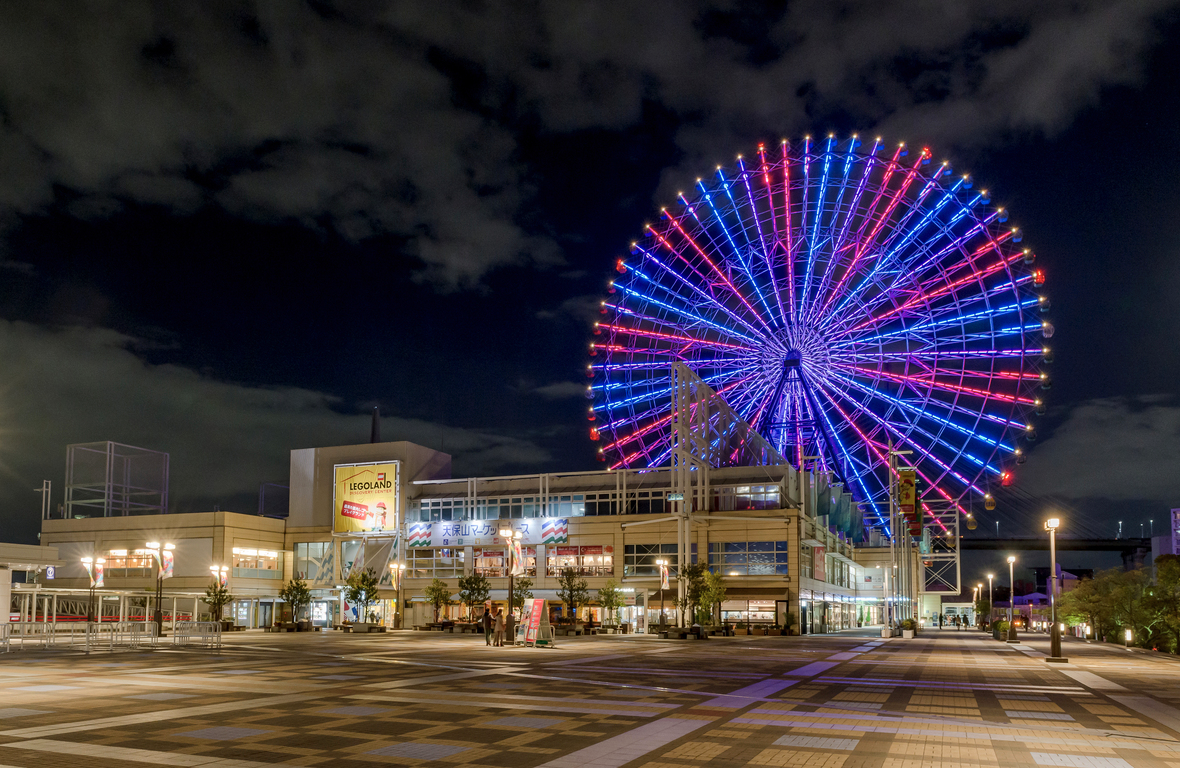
[{"x1": 589, "y1": 135, "x2": 1050, "y2": 529}]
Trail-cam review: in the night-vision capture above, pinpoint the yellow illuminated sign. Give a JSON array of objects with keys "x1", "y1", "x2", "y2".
[{"x1": 333, "y1": 462, "x2": 400, "y2": 533}]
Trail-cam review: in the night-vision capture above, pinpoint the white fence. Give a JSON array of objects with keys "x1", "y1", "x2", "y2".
[
  {"x1": 172, "y1": 621, "x2": 222, "y2": 651},
  {"x1": 1, "y1": 621, "x2": 159, "y2": 653}
]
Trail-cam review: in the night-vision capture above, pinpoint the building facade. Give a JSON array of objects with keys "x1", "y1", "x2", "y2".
[{"x1": 33, "y1": 440, "x2": 900, "y2": 631}]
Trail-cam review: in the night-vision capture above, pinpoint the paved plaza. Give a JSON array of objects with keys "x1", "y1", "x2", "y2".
[{"x1": 0, "y1": 629, "x2": 1179, "y2": 767}]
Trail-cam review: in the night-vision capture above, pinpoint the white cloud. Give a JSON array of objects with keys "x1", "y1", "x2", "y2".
[
  {"x1": 0, "y1": 321, "x2": 549, "y2": 529},
  {"x1": 1021, "y1": 396, "x2": 1180, "y2": 501}
]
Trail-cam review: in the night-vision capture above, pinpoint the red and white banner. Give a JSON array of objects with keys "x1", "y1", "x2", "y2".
[
  {"x1": 525, "y1": 598, "x2": 545, "y2": 644},
  {"x1": 511, "y1": 538, "x2": 525, "y2": 576}
]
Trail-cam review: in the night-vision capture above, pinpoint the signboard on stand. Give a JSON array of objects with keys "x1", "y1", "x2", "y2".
[{"x1": 523, "y1": 598, "x2": 554, "y2": 647}]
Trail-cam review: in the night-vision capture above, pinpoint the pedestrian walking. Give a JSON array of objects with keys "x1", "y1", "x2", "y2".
[
  {"x1": 482, "y1": 608, "x2": 493, "y2": 646},
  {"x1": 494, "y1": 608, "x2": 506, "y2": 647}
]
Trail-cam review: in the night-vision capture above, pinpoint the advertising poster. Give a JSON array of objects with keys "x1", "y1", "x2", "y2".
[
  {"x1": 333, "y1": 462, "x2": 400, "y2": 534},
  {"x1": 161, "y1": 549, "x2": 174, "y2": 579},
  {"x1": 94, "y1": 561, "x2": 104, "y2": 588},
  {"x1": 897, "y1": 469, "x2": 916, "y2": 516}
]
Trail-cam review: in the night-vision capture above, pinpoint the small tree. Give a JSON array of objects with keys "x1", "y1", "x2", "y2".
[
  {"x1": 425, "y1": 578, "x2": 452, "y2": 622},
  {"x1": 681, "y1": 562, "x2": 708, "y2": 626},
  {"x1": 597, "y1": 579, "x2": 624, "y2": 625},
  {"x1": 279, "y1": 576, "x2": 312, "y2": 623},
  {"x1": 557, "y1": 567, "x2": 589, "y2": 624},
  {"x1": 346, "y1": 567, "x2": 381, "y2": 623},
  {"x1": 204, "y1": 581, "x2": 233, "y2": 622},
  {"x1": 702, "y1": 570, "x2": 727, "y2": 625},
  {"x1": 458, "y1": 573, "x2": 491, "y2": 620},
  {"x1": 510, "y1": 576, "x2": 535, "y2": 614}
]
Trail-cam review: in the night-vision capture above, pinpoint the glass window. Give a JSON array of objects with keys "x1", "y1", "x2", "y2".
[
  {"x1": 233, "y1": 546, "x2": 281, "y2": 579},
  {"x1": 294, "y1": 542, "x2": 330, "y2": 581}
]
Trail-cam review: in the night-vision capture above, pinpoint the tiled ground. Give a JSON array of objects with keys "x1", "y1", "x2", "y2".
[{"x1": 0, "y1": 629, "x2": 1177, "y2": 766}]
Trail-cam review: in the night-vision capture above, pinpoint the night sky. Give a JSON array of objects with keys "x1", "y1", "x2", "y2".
[{"x1": 1, "y1": 1, "x2": 1179, "y2": 578}]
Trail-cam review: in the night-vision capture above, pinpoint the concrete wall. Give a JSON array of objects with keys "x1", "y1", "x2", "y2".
[{"x1": 288, "y1": 441, "x2": 451, "y2": 528}]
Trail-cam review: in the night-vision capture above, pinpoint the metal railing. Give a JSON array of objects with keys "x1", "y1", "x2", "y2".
[
  {"x1": 1, "y1": 621, "x2": 158, "y2": 653},
  {"x1": 173, "y1": 621, "x2": 222, "y2": 650}
]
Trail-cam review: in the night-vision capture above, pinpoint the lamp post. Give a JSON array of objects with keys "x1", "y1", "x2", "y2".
[
  {"x1": 81, "y1": 556, "x2": 105, "y2": 623},
  {"x1": 986, "y1": 573, "x2": 994, "y2": 626},
  {"x1": 976, "y1": 583, "x2": 983, "y2": 629},
  {"x1": 390, "y1": 562, "x2": 406, "y2": 629},
  {"x1": 1045, "y1": 518, "x2": 1066, "y2": 662},
  {"x1": 1006, "y1": 555, "x2": 1017, "y2": 642},
  {"x1": 146, "y1": 542, "x2": 174, "y2": 636},
  {"x1": 499, "y1": 528, "x2": 523, "y2": 633},
  {"x1": 655, "y1": 558, "x2": 668, "y2": 628}
]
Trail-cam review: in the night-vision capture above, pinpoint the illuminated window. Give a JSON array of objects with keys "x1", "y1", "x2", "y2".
[
  {"x1": 232, "y1": 546, "x2": 281, "y2": 579},
  {"x1": 105, "y1": 548, "x2": 154, "y2": 575}
]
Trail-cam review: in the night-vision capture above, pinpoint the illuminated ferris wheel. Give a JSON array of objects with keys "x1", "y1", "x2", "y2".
[{"x1": 589, "y1": 135, "x2": 1051, "y2": 529}]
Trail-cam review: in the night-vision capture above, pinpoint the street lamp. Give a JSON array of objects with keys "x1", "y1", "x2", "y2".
[
  {"x1": 81, "y1": 556, "x2": 105, "y2": 623},
  {"x1": 146, "y1": 542, "x2": 175, "y2": 636},
  {"x1": 390, "y1": 562, "x2": 406, "y2": 629},
  {"x1": 499, "y1": 528, "x2": 523, "y2": 636},
  {"x1": 655, "y1": 558, "x2": 668, "y2": 628},
  {"x1": 1006, "y1": 555, "x2": 1017, "y2": 642},
  {"x1": 976, "y1": 583, "x2": 983, "y2": 628},
  {"x1": 986, "y1": 573, "x2": 994, "y2": 626},
  {"x1": 1045, "y1": 518, "x2": 1066, "y2": 662}
]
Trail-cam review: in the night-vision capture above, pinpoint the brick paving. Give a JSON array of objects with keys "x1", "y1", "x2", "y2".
[{"x1": 0, "y1": 629, "x2": 1177, "y2": 766}]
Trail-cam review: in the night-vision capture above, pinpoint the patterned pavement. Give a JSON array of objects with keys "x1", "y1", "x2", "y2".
[{"x1": 0, "y1": 628, "x2": 1178, "y2": 766}]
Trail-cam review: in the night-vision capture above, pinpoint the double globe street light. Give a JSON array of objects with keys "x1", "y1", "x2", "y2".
[
  {"x1": 146, "y1": 542, "x2": 174, "y2": 635},
  {"x1": 1045, "y1": 518, "x2": 1066, "y2": 662}
]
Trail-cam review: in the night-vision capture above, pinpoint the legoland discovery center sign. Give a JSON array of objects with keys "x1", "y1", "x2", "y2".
[{"x1": 333, "y1": 461, "x2": 400, "y2": 533}]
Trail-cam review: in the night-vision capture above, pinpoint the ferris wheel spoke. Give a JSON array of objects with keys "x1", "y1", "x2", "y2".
[
  {"x1": 825, "y1": 205, "x2": 997, "y2": 327},
  {"x1": 812, "y1": 150, "x2": 928, "y2": 323},
  {"x1": 823, "y1": 383, "x2": 984, "y2": 496},
  {"x1": 653, "y1": 211, "x2": 773, "y2": 332},
  {"x1": 626, "y1": 253, "x2": 767, "y2": 339},
  {"x1": 757, "y1": 144, "x2": 790, "y2": 326},
  {"x1": 692, "y1": 180, "x2": 778, "y2": 327},
  {"x1": 827, "y1": 368, "x2": 1016, "y2": 453}
]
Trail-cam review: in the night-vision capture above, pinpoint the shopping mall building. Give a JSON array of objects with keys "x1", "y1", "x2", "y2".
[{"x1": 33, "y1": 439, "x2": 896, "y2": 633}]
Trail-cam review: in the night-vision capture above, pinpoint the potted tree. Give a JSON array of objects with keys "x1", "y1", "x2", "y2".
[
  {"x1": 345, "y1": 567, "x2": 381, "y2": 632},
  {"x1": 597, "y1": 579, "x2": 624, "y2": 634},
  {"x1": 557, "y1": 567, "x2": 589, "y2": 635},
  {"x1": 782, "y1": 611, "x2": 798, "y2": 636},
  {"x1": 279, "y1": 576, "x2": 312, "y2": 631},
  {"x1": 901, "y1": 618, "x2": 917, "y2": 639},
  {"x1": 425, "y1": 578, "x2": 453, "y2": 627},
  {"x1": 458, "y1": 572, "x2": 491, "y2": 633},
  {"x1": 204, "y1": 580, "x2": 234, "y2": 631}
]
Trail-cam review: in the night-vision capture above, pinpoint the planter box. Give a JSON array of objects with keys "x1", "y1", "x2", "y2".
[
  {"x1": 734, "y1": 628, "x2": 749, "y2": 636},
  {"x1": 881, "y1": 628, "x2": 891, "y2": 638},
  {"x1": 902, "y1": 629, "x2": 915, "y2": 639}
]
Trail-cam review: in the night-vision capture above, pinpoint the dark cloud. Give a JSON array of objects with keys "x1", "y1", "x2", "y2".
[
  {"x1": 0, "y1": 320, "x2": 549, "y2": 538},
  {"x1": 0, "y1": 1, "x2": 1173, "y2": 286},
  {"x1": 1021, "y1": 396, "x2": 1180, "y2": 502},
  {"x1": 533, "y1": 381, "x2": 589, "y2": 400}
]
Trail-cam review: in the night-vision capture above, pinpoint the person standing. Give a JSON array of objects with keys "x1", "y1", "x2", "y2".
[
  {"x1": 494, "y1": 608, "x2": 506, "y2": 647},
  {"x1": 482, "y1": 608, "x2": 493, "y2": 646}
]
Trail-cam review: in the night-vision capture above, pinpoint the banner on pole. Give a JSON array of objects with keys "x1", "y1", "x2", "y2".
[
  {"x1": 161, "y1": 549, "x2": 174, "y2": 579},
  {"x1": 659, "y1": 563, "x2": 669, "y2": 591},
  {"x1": 898, "y1": 469, "x2": 916, "y2": 516}
]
